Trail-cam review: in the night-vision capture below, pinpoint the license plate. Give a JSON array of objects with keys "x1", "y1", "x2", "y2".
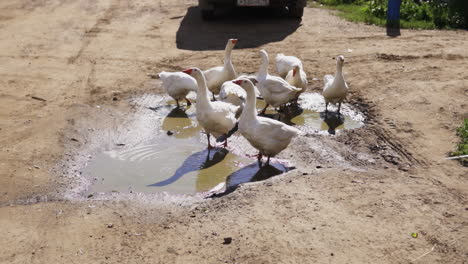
[{"x1": 237, "y1": 0, "x2": 269, "y2": 6}]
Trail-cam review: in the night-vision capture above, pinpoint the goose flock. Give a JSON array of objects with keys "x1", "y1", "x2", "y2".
[{"x1": 159, "y1": 39, "x2": 349, "y2": 165}]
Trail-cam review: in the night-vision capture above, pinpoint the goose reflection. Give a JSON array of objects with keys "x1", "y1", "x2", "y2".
[
  {"x1": 161, "y1": 107, "x2": 200, "y2": 139},
  {"x1": 257, "y1": 99, "x2": 304, "y2": 125},
  {"x1": 320, "y1": 112, "x2": 344, "y2": 135},
  {"x1": 148, "y1": 147, "x2": 229, "y2": 187}
]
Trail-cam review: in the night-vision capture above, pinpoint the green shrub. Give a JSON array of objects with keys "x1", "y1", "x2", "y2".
[
  {"x1": 452, "y1": 119, "x2": 468, "y2": 166},
  {"x1": 317, "y1": 0, "x2": 468, "y2": 29}
]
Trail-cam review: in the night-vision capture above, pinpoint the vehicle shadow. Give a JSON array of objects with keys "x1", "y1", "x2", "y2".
[{"x1": 176, "y1": 6, "x2": 302, "y2": 51}]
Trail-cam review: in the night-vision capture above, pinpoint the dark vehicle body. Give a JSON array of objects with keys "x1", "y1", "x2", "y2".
[{"x1": 199, "y1": 0, "x2": 307, "y2": 20}]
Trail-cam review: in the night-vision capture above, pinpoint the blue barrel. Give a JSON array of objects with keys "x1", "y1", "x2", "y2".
[{"x1": 387, "y1": 0, "x2": 401, "y2": 22}]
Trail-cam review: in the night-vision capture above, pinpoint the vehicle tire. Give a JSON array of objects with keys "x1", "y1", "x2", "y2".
[
  {"x1": 201, "y1": 9, "x2": 215, "y2": 20},
  {"x1": 289, "y1": 6, "x2": 304, "y2": 19}
]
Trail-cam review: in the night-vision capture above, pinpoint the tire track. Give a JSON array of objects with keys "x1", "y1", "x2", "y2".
[{"x1": 67, "y1": 0, "x2": 121, "y2": 64}]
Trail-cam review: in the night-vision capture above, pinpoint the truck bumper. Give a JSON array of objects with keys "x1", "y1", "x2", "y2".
[{"x1": 199, "y1": 0, "x2": 307, "y2": 9}]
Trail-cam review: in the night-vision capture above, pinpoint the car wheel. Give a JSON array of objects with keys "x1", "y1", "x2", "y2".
[
  {"x1": 201, "y1": 9, "x2": 215, "y2": 20},
  {"x1": 289, "y1": 6, "x2": 303, "y2": 19}
]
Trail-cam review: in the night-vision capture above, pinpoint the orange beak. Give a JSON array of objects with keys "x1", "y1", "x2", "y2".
[
  {"x1": 233, "y1": 80, "x2": 242, "y2": 85},
  {"x1": 182, "y1": 69, "x2": 193, "y2": 75},
  {"x1": 231, "y1": 39, "x2": 238, "y2": 44}
]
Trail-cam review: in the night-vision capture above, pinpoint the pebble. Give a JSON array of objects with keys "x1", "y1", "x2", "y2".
[{"x1": 223, "y1": 237, "x2": 232, "y2": 245}]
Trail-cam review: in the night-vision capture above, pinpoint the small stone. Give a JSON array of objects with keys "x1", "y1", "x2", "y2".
[
  {"x1": 223, "y1": 237, "x2": 232, "y2": 245},
  {"x1": 107, "y1": 223, "x2": 114, "y2": 228},
  {"x1": 351, "y1": 180, "x2": 364, "y2": 184},
  {"x1": 167, "y1": 131, "x2": 174, "y2": 136}
]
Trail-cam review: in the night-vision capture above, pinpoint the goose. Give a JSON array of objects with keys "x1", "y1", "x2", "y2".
[
  {"x1": 285, "y1": 64, "x2": 308, "y2": 101},
  {"x1": 275, "y1": 53, "x2": 303, "y2": 78},
  {"x1": 182, "y1": 68, "x2": 239, "y2": 149},
  {"x1": 204, "y1": 39, "x2": 238, "y2": 100},
  {"x1": 233, "y1": 78, "x2": 302, "y2": 165},
  {"x1": 219, "y1": 76, "x2": 258, "y2": 117},
  {"x1": 323, "y1": 55, "x2": 349, "y2": 113},
  {"x1": 219, "y1": 80, "x2": 246, "y2": 118},
  {"x1": 158, "y1": 71, "x2": 198, "y2": 107},
  {"x1": 257, "y1": 50, "x2": 301, "y2": 114}
]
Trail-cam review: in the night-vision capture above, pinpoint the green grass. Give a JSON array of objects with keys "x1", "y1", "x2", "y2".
[
  {"x1": 309, "y1": 1, "x2": 437, "y2": 30},
  {"x1": 451, "y1": 119, "x2": 468, "y2": 166}
]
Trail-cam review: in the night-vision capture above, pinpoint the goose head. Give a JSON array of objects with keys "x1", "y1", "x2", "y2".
[
  {"x1": 292, "y1": 65, "x2": 301, "y2": 77},
  {"x1": 233, "y1": 78, "x2": 256, "y2": 92},
  {"x1": 259, "y1": 50, "x2": 269, "y2": 62},
  {"x1": 333, "y1": 55, "x2": 345, "y2": 66},
  {"x1": 226, "y1": 38, "x2": 238, "y2": 49},
  {"x1": 182, "y1": 67, "x2": 203, "y2": 80}
]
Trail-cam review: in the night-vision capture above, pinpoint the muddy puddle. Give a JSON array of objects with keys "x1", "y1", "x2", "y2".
[
  {"x1": 83, "y1": 93, "x2": 364, "y2": 196},
  {"x1": 257, "y1": 93, "x2": 364, "y2": 134}
]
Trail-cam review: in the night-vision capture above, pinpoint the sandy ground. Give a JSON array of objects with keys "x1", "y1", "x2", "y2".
[{"x1": 1, "y1": 0, "x2": 467, "y2": 263}]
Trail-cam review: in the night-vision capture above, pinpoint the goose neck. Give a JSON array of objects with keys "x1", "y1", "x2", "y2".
[
  {"x1": 240, "y1": 85, "x2": 257, "y2": 122},
  {"x1": 336, "y1": 63, "x2": 343, "y2": 76},
  {"x1": 224, "y1": 45, "x2": 233, "y2": 63},
  {"x1": 193, "y1": 72, "x2": 211, "y2": 105},
  {"x1": 258, "y1": 55, "x2": 269, "y2": 78}
]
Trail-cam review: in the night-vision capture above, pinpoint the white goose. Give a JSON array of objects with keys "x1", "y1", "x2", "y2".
[
  {"x1": 285, "y1": 64, "x2": 308, "y2": 100},
  {"x1": 233, "y1": 78, "x2": 302, "y2": 165},
  {"x1": 219, "y1": 80, "x2": 246, "y2": 118},
  {"x1": 183, "y1": 68, "x2": 239, "y2": 149},
  {"x1": 158, "y1": 71, "x2": 197, "y2": 107},
  {"x1": 323, "y1": 55, "x2": 349, "y2": 113},
  {"x1": 204, "y1": 39, "x2": 238, "y2": 100},
  {"x1": 219, "y1": 76, "x2": 258, "y2": 117},
  {"x1": 257, "y1": 50, "x2": 301, "y2": 114},
  {"x1": 275, "y1": 53, "x2": 303, "y2": 78}
]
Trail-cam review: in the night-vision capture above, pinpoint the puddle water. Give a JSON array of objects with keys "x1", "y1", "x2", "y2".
[
  {"x1": 85, "y1": 142, "x2": 252, "y2": 195},
  {"x1": 83, "y1": 93, "x2": 364, "y2": 196},
  {"x1": 256, "y1": 93, "x2": 364, "y2": 134}
]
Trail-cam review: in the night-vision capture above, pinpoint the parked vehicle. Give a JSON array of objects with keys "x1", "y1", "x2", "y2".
[{"x1": 198, "y1": 0, "x2": 307, "y2": 20}]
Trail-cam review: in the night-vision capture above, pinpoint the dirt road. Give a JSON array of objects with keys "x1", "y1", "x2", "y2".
[{"x1": 1, "y1": 0, "x2": 467, "y2": 263}]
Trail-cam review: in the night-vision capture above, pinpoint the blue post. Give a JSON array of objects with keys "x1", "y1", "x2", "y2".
[
  {"x1": 387, "y1": 0, "x2": 401, "y2": 26},
  {"x1": 386, "y1": 0, "x2": 401, "y2": 36}
]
